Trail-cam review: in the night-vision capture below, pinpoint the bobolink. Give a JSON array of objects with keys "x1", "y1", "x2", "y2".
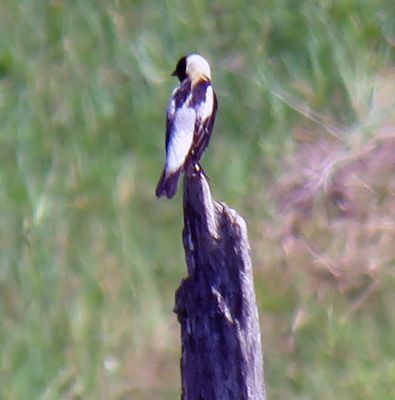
[{"x1": 155, "y1": 54, "x2": 218, "y2": 198}]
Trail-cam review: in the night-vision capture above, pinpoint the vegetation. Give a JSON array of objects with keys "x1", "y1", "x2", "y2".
[{"x1": 0, "y1": 0, "x2": 394, "y2": 398}]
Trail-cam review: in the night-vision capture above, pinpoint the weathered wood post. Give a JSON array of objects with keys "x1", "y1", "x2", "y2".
[{"x1": 174, "y1": 165, "x2": 266, "y2": 400}]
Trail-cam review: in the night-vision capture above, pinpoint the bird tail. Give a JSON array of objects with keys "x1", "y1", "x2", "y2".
[{"x1": 155, "y1": 167, "x2": 183, "y2": 198}]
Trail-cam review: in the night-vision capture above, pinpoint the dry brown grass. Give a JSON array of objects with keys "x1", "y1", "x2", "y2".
[{"x1": 267, "y1": 71, "x2": 395, "y2": 301}]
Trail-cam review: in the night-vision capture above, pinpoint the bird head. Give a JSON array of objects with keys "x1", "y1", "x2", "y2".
[{"x1": 171, "y1": 54, "x2": 212, "y2": 82}]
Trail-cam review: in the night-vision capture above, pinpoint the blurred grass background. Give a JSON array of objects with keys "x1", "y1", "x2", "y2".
[{"x1": 0, "y1": 0, "x2": 394, "y2": 398}]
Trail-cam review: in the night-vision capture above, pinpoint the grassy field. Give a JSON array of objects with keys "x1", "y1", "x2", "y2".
[{"x1": 0, "y1": 0, "x2": 394, "y2": 398}]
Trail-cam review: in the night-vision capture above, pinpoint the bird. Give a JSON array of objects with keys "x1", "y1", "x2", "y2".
[{"x1": 155, "y1": 54, "x2": 218, "y2": 198}]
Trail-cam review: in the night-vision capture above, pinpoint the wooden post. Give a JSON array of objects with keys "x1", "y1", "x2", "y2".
[{"x1": 174, "y1": 166, "x2": 266, "y2": 400}]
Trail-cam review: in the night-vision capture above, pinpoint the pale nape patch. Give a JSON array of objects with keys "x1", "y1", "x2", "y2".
[{"x1": 186, "y1": 54, "x2": 212, "y2": 82}]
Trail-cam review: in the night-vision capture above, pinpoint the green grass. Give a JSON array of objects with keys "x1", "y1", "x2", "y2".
[{"x1": 0, "y1": 0, "x2": 394, "y2": 398}]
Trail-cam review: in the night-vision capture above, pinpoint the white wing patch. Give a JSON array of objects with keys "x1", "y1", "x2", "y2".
[
  {"x1": 195, "y1": 85, "x2": 214, "y2": 122},
  {"x1": 166, "y1": 94, "x2": 196, "y2": 173},
  {"x1": 167, "y1": 88, "x2": 177, "y2": 119}
]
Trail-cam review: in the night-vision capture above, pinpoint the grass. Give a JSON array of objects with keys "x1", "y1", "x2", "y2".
[{"x1": 0, "y1": 0, "x2": 394, "y2": 398}]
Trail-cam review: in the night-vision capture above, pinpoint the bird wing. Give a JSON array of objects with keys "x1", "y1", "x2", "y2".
[
  {"x1": 165, "y1": 88, "x2": 177, "y2": 151},
  {"x1": 164, "y1": 85, "x2": 196, "y2": 173},
  {"x1": 191, "y1": 82, "x2": 218, "y2": 162}
]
